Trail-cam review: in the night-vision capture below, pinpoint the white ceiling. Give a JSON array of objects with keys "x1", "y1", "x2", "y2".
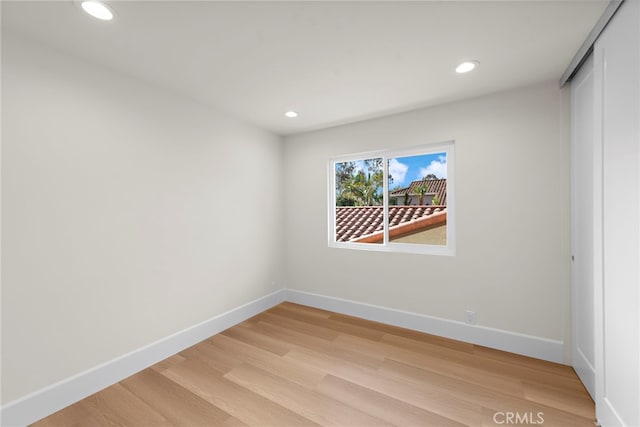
[{"x1": 2, "y1": 1, "x2": 608, "y2": 135}]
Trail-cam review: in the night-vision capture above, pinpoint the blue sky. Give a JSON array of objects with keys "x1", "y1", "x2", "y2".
[
  {"x1": 342, "y1": 152, "x2": 447, "y2": 189},
  {"x1": 389, "y1": 152, "x2": 447, "y2": 188}
]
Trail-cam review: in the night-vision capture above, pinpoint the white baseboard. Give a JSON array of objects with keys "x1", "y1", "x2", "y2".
[
  {"x1": 573, "y1": 347, "x2": 596, "y2": 399},
  {"x1": 1, "y1": 287, "x2": 564, "y2": 426},
  {"x1": 283, "y1": 289, "x2": 564, "y2": 364},
  {"x1": 0, "y1": 289, "x2": 286, "y2": 427}
]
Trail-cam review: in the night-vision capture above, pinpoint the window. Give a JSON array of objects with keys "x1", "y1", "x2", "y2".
[{"x1": 329, "y1": 141, "x2": 455, "y2": 255}]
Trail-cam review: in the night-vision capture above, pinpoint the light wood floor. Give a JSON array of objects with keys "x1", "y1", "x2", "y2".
[{"x1": 34, "y1": 302, "x2": 594, "y2": 426}]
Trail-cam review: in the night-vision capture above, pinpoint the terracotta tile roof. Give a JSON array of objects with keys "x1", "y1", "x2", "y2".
[
  {"x1": 335, "y1": 205, "x2": 447, "y2": 242},
  {"x1": 390, "y1": 178, "x2": 447, "y2": 206}
]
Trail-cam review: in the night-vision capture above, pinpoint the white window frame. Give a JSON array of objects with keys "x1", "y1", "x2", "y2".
[{"x1": 328, "y1": 141, "x2": 455, "y2": 256}]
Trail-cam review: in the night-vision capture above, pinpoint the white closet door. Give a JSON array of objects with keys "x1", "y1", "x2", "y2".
[
  {"x1": 571, "y1": 53, "x2": 596, "y2": 400},
  {"x1": 593, "y1": 0, "x2": 640, "y2": 425}
]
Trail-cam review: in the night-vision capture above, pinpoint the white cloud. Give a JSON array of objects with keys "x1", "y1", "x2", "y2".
[
  {"x1": 388, "y1": 159, "x2": 408, "y2": 185},
  {"x1": 419, "y1": 155, "x2": 447, "y2": 179}
]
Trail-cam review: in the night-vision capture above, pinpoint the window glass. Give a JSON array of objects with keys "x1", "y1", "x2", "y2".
[
  {"x1": 335, "y1": 158, "x2": 384, "y2": 244},
  {"x1": 388, "y1": 153, "x2": 447, "y2": 246}
]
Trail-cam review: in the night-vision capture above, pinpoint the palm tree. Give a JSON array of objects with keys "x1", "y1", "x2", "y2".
[
  {"x1": 403, "y1": 192, "x2": 411, "y2": 206},
  {"x1": 340, "y1": 171, "x2": 382, "y2": 206},
  {"x1": 414, "y1": 185, "x2": 428, "y2": 205},
  {"x1": 335, "y1": 159, "x2": 384, "y2": 206}
]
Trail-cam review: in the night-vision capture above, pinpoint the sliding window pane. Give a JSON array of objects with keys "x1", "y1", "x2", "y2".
[
  {"x1": 388, "y1": 153, "x2": 447, "y2": 245},
  {"x1": 334, "y1": 158, "x2": 384, "y2": 244}
]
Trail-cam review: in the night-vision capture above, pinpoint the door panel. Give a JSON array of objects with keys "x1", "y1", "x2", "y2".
[
  {"x1": 570, "y1": 54, "x2": 596, "y2": 399},
  {"x1": 594, "y1": 1, "x2": 640, "y2": 425}
]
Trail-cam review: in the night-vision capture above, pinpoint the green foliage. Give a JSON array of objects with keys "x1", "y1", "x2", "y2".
[
  {"x1": 336, "y1": 161, "x2": 356, "y2": 193},
  {"x1": 335, "y1": 159, "x2": 383, "y2": 206},
  {"x1": 432, "y1": 194, "x2": 440, "y2": 205},
  {"x1": 414, "y1": 185, "x2": 428, "y2": 205}
]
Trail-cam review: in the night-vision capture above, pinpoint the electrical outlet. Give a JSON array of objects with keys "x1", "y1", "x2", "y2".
[{"x1": 465, "y1": 310, "x2": 476, "y2": 325}]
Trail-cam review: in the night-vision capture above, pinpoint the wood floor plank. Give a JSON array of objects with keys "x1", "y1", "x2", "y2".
[
  {"x1": 255, "y1": 311, "x2": 341, "y2": 341},
  {"x1": 251, "y1": 319, "x2": 385, "y2": 369},
  {"x1": 278, "y1": 311, "x2": 387, "y2": 341},
  {"x1": 327, "y1": 311, "x2": 476, "y2": 353},
  {"x1": 381, "y1": 333, "x2": 587, "y2": 393},
  {"x1": 224, "y1": 363, "x2": 392, "y2": 426},
  {"x1": 522, "y1": 380, "x2": 595, "y2": 418},
  {"x1": 119, "y1": 368, "x2": 232, "y2": 425},
  {"x1": 180, "y1": 339, "x2": 244, "y2": 374},
  {"x1": 78, "y1": 383, "x2": 173, "y2": 427},
  {"x1": 472, "y1": 344, "x2": 579, "y2": 378},
  {"x1": 315, "y1": 374, "x2": 467, "y2": 427},
  {"x1": 149, "y1": 353, "x2": 186, "y2": 374},
  {"x1": 31, "y1": 401, "x2": 93, "y2": 427},
  {"x1": 221, "y1": 416, "x2": 249, "y2": 427},
  {"x1": 252, "y1": 318, "x2": 342, "y2": 351},
  {"x1": 161, "y1": 358, "x2": 318, "y2": 426},
  {"x1": 284, "y1": 347, "x2": 486, "y2": 426},
  {"x1": 378, "y1": 358, "x2": 594, "y2": 426},
  {"x1": 220, "y1": 322, "x2": 294, "y2": 356},
  {"x1": 269, "y1": 302, "x2": 333, "y2": 319},
  {"x1": 268, "y1": 303, "x2": 387, "y2": 341},
  {"x1": 333, "y1": 333, "x2": 527, "y2": 397},
  {"x1": 207, "y1": 333, "x2": 326, "y2": 389},
  {"x1": 32, "y1": 302, "x2": 595, "y2": 427}
]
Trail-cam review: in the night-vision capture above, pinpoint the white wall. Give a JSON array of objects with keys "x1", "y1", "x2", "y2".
[
  {"x1": 1, "y1": 33, "x2": 284, "y2": 404},
  {"x1": 284, "y1": 81, "x2": 572, "y2": 356}
]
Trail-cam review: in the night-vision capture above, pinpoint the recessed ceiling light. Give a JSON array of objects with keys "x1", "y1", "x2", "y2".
[
  {"x1": 81, "y1": 0, "x2": 114, "y2": 21},
  {"x1": 284, "y1": 111, "x2": 299, "y2": 118},
  {"x1": 456, "y1": 60, "x2": 479, "y2": 74}
]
